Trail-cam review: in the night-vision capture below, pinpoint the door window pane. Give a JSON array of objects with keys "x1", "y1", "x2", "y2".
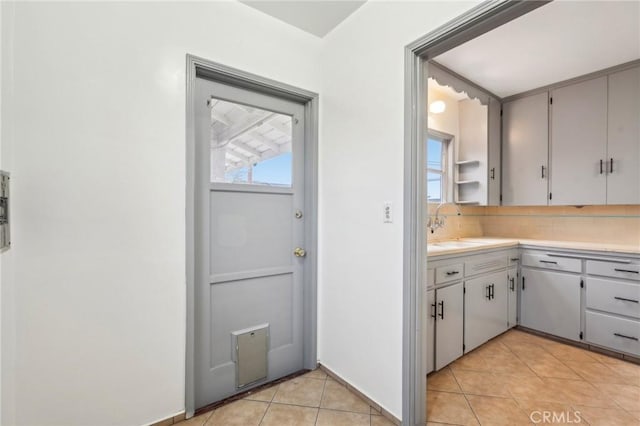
[{"x1": 209, "y1": 98, "x2": 292, "y2": 187}]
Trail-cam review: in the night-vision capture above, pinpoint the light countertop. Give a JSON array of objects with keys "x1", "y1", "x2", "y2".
[{"x1": 427, "y1": 237, "x2": 640, "y2": 257}]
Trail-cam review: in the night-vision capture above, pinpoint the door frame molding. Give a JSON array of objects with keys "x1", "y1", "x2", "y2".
[
  {"x1": 402, "y1": 2, "x2": 550, "y2": 424},
  {"x1": 185, "y1": 54, "x2": 319, "y2": 418}
]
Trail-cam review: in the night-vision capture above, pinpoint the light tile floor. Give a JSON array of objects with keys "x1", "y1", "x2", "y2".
[
  {"x1": 427, "y1": 329, "x2": 640, "y2": 425},
  {"x1": 182, "y1": 369, "x2": 396, "y2": 426}
]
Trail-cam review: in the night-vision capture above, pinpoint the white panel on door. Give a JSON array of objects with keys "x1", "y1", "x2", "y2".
[{"x1": 210, "y1": 192, "x2": 293, "y2": 276}]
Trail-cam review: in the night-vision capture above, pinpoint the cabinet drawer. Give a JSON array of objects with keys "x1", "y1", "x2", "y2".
[
  {"x1": 465, "y1": 255, "x2": 507, "y2": 277},
  {"x1": 521, "y1": 252, "x2": 581, "y2": 273},
  {"x1": 586, "y1": 311, "x2": 640, "y2": 356},
  {"x1": 586, "y1": 277, "x2": 640, "y2": 318},
  {"x1": 586, "y1": 260, "x2": 640, "y2": 281},
  {"x1": 507, "y1": 250, "x2": 520, "y2": 267},
  {"x1": 435, "y1": 263, "x2": 463, "y2": 284}
]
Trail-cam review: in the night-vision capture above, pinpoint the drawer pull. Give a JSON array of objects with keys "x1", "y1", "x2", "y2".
[
  {"x1": 614, "y1": 296, "x2": 639, "y2": 303},
  {"x1": 614, "y1": 268, "x2": 639, "y2": 274},
  {"x1": 510, "y1": 257, "x2": 519, "y2": 262},
  {"x1": 613, "y1": 333, "x2": 639, "y2": 341},
  {"x1": 438, "y1": 301, "x2": 444, "y2": 319},
  {"x1": 539, "y1": 260, "x2": 558, "y2": 265},
  {"x1": 446, "y1": 271, "x2": 460, "y2": 276}
]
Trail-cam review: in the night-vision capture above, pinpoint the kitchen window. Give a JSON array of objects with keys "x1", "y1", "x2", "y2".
[{"x1": 426, "y1": 130, "x2": 453, "y2": 202}]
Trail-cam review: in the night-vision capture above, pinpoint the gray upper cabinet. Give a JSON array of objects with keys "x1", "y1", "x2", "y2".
[
  {"x1": 550, "y1": 77, "x2": 608, "y2": 205},
  {"x1": 502, "y1": 92, "x2": 549, "y2": 205},
  {"x1": 607, "y1": 66, "x2": 640, "y2": 204},
  {"x1": 487, "y1": 98, "x2": 501, "y2": 206}
]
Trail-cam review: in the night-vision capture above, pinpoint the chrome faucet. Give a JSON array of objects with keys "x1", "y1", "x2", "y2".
[{"x1": 427, "y1": 202, "x2": 462, "y2": 232}]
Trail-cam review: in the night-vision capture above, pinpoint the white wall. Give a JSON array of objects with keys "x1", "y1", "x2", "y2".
[
  {"x1": 0, "y1": 2, "x2": 321, "y2": 425},
  {"x1": 318, "y1": 1, "x2": 478, "y2": 419}
]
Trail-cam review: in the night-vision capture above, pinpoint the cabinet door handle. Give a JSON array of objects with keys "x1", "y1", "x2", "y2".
[
  {"x1": 522, "y1": 276, "x2": 525, "y2": 291},
  {"x1": 600, "y1": 159, "x2": 603, "y2": 174},
  {"x1": 539, "y1": 260, "x2": 558, "y2": 265},
  {"x1": 614, "y1": 268, "x2": 639, "y2": 274},
  {"x1": 491, "y1": 283, "x2": 495, "y2": 299},
  {"x1": 610, "y1": 158, "x2": 614, "y2": 174},
  {"x1": 431, "y1": 303, "x2": 437, "y2": 318},
  {"x1": 541, "y1": 165, "x2": 545, "y2": 178},
  {"x1": 438, "y1": 301, "x2": 444, "y2": 319},
  {"x1": 485, "y1": 285, "x2": 491, "y2": 300},
  {"x1": 510, "y1": 277, "x2": 515, "y2": 291},
  {"x1": 446, "y1": 271, "x2": 460, "y2": 276},
  {"x1": 614, "y1": 333, "x2": 638, "y2": 341},
  {"x1": 490, "y1": 168, "x2": 495, "y2": 180},
  {"x1": 614, "y1": 296, "x2": 639, "y2": 303}
]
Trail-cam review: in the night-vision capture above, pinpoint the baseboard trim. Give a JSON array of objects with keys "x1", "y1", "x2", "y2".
[
  {"x1": 516, "y1": 326, "x2": 640, "y2": 365},
  {"x1": 318, "y1": 364, "x2": 401, "y2": 426},
  {"x1": 149, "y1": 412, "x2": 186, "y2": 426}
]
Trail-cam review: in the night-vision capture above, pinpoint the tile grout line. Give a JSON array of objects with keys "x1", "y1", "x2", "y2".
[
  {"x1": 313, "y1": 374, "x2": 328, "y2": 426},
  {"x1": 448, "y1": 364, "x2": 483, "y2": 426},
  {"x1": 255, "y1": 385, "x2": 276, "y2": 426},
  {"x1": 430, "y1": 330, "x2": 640, "y2": 426},
  {"x1": 468, "y1": 337, "x2": 537, "y2": 419},
  {"x1": 502, "y1": 333, "x2": 633, "y2": 418}
]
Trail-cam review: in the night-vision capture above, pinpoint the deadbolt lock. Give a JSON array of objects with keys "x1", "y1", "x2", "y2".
[{"x1": 293, "y1": 247, "x2": 307, "y2": 257}]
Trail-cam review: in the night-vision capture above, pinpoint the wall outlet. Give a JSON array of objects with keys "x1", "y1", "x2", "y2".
[{"x1": 383, "y1": 201, "x2": 393, "y2": 223}]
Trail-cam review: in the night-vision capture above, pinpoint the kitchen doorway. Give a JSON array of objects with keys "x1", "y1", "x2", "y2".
[{"x1": 402, "y1": 2, "x2": 550, "y2": 425}]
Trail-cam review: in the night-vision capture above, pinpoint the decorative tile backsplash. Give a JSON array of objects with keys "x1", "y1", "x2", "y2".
[{"x1": 427, "y1": 204, "x2": 640, "y2": 246}]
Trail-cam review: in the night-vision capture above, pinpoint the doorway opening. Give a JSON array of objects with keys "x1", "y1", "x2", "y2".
[
  {"x1": 402, "y1": 2, "x2": 550, "y2": 425},
  {"x1": 185, "y1": 55, "x2": 319, "y2": 418}
]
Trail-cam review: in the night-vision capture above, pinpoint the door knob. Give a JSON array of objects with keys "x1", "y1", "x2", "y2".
[{"x1": 294, "y1": 247, "x2": 307, "y2": 257}]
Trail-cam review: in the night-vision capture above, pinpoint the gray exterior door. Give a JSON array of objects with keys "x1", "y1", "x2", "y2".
[{"x1": 194, "y1": 77, "x2": 306, "y2": 409}]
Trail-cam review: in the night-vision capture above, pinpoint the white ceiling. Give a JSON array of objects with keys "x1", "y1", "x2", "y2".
[
  {"x1": 240, "y1": 1, "x2": 366, "y2": 38},
  {"x1": 435, "y1": 1, "x2": 640, "y2": 98}
]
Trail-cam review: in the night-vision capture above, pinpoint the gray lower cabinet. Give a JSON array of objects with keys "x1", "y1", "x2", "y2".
[
  {"x1": 426, "y1": 288, "x2": 435, "y2": 374},
  {"x1": 428, "y1": 248, "x2": 514, "y2": 371},
  {"x1": 585, "y1": 258, "x2": 640, "y2": 356},
  {"x1": 520, "y1": 268, "x2": 582, "y2": 342},
  {"x1": 507, "y1": 266, "x2": 518, "y2": 328},
  {"x1": 464, "y1": 271, "x2": 508, "y2": 352},
  {"x1": 586, "y1": 311, "x2": 640, "y2": 356},
  {"x1": 434, "y1": 282, "x2": 464, "y2": 370}
]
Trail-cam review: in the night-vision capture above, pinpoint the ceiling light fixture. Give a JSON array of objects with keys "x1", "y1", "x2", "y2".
[{"x1": 429, "y1": 100, "x2": 446, "y2": 114}]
